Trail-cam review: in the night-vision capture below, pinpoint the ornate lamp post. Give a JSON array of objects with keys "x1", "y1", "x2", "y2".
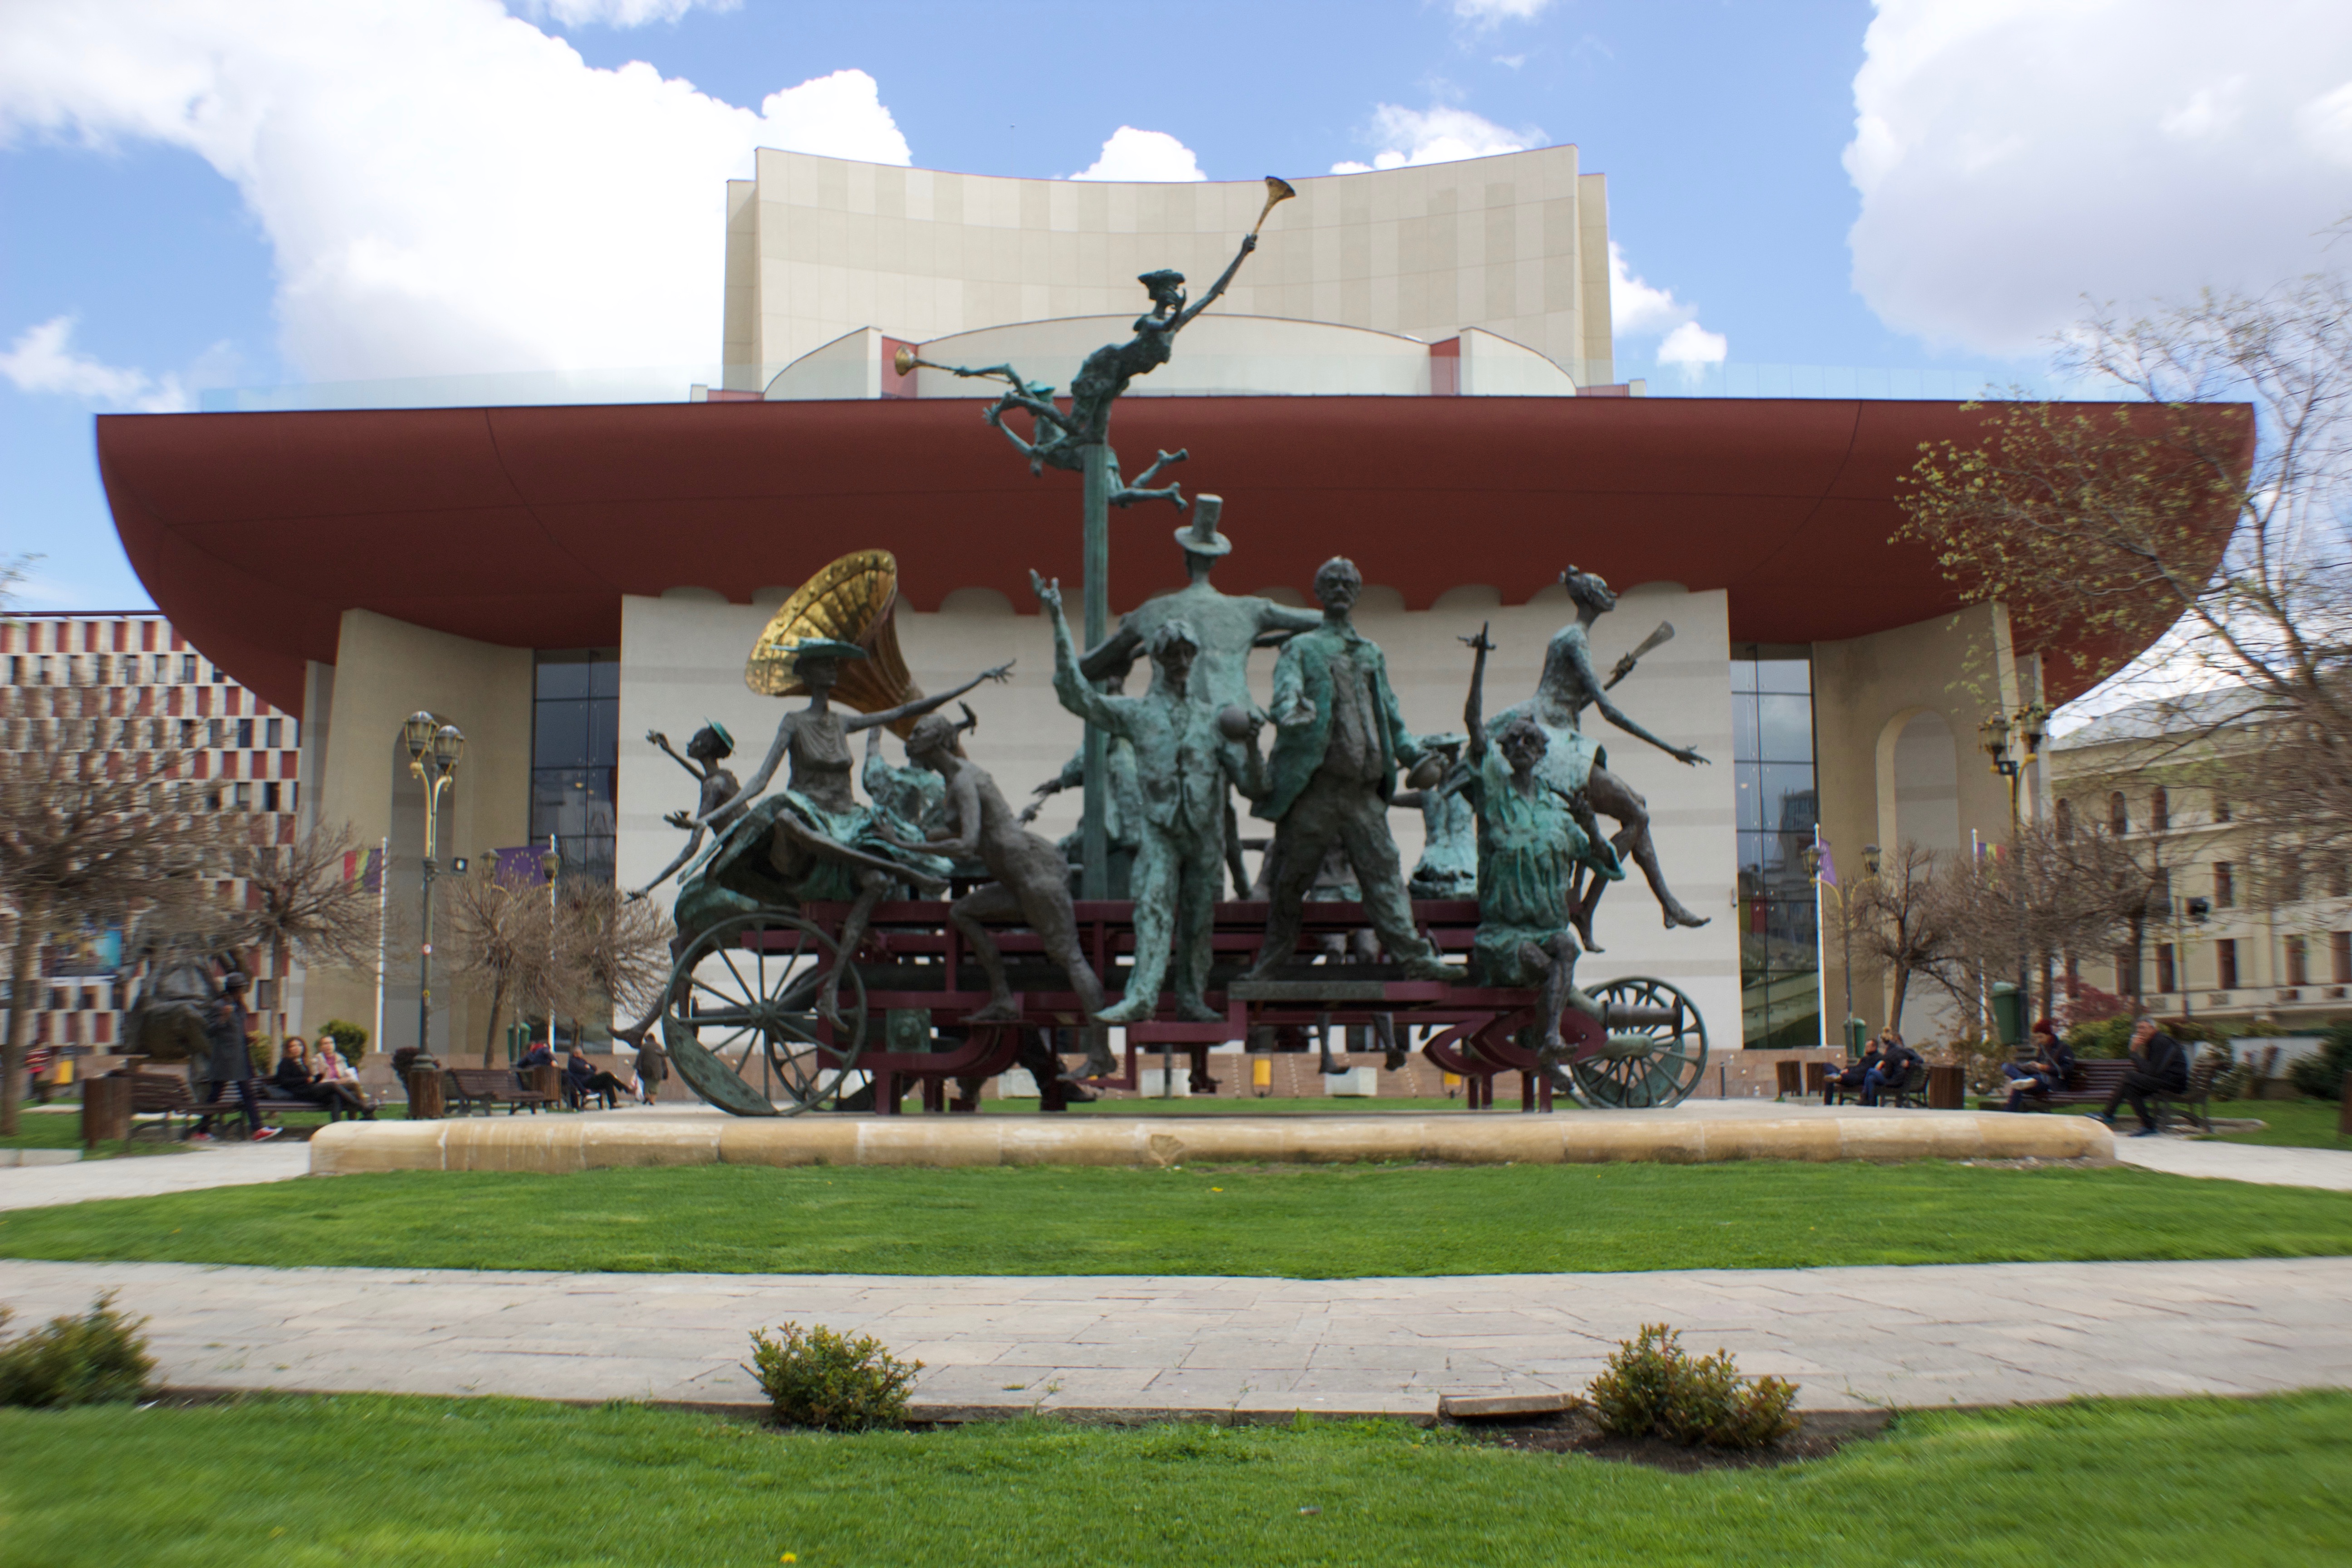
[
  {"x1": 403, "y1": 713, "x2": 465, "y2": 1057},
  {"x1": 541, "y1": 836, "x2": 562, "y2": 1052},
  {"x1": 1979, "y1": 702, "x2": 2048, "y2": 1039}
]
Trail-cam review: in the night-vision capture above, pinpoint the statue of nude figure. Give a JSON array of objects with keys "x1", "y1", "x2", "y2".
[
  {"x1": 880, "y1": 711, "x2": 1117, "y2": 1078},
  {"x1": 628, "y1": 723, "x2": 742, "y2": 901},
  {"x1": 1493, "y1": 567, "x2": 1711, "y2": 939}
]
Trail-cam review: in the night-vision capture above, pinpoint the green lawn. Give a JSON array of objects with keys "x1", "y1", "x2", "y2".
[
  {"x1": 0, "y1": 1391, "x2": 2343, "y2": 1566},
  {"x1": 2207, "y1": 1098, "x2": 2352, "y2": 1152},
  {"x1": 991, "y1": 1094, "x2": 1468, "y2": 1113},
  {"x1": 3, "y1": 1158, "x2": 2347, "y2": 1278},
  {"x1": 2, "y1": 1104, "x2": 410, "y2": 1158}
]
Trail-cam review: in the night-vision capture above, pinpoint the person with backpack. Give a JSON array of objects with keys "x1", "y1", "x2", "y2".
[{"x1": 193, "y1": 972, "x2": 277, "y2": 1142}]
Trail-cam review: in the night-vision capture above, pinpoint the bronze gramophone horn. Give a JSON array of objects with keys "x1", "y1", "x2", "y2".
[
  {"x1": 1251, "y1": 176, "x2": 1297, "y2": 235},
  {"x1": 745, "y1": 549, "x2": 927, "y2": 737}
]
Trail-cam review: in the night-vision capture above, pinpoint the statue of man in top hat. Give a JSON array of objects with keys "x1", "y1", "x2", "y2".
[
  {"x1": 1084, "y1": 495, "x2": 1321, "y2": 892},
  {"x1": 1242, "y1": 557, "x2": 1455, "y2": 984}
]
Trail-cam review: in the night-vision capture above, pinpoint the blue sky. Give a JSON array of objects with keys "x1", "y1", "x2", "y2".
[{"x1": 4, "y1": 0, "x2": 2349, "y2": 612}]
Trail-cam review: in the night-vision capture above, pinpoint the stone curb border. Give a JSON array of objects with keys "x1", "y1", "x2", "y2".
[{"x1": 310, "y1": 1111, "x2": 2111, "y2": 1175}]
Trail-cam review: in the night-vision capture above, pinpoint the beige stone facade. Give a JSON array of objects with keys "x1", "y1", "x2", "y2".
[{"x1": 722, "y1": 147, "x2": 1613, "y2": 392}]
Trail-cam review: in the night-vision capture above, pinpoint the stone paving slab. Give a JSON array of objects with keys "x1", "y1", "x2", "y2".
[
  {"x1": 0, "y1": 1142, "x2": 310, "y2": 1212},
  {"x1": 1, "y1": 1256, "x2": 2344, "y2": 1419},
  {"x1": 2108, "y1": 1133, "x2": 2352, "y2": 1190}
]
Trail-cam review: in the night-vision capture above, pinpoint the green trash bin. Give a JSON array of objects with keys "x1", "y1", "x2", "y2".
[
  {"x1": 1988, "y1": 983, "x2": 2022, "y2": 1046},
  {"x1": 1845, "y1": 1016, "x2": 1869, "y2": 1059}
]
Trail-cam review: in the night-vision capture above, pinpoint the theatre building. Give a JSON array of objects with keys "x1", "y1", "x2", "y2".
[{"x1": 94, "y1": 146, "x2": 2208, "y2": 1071}]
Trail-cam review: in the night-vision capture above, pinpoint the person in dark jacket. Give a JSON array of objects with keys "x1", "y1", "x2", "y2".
[
  {"x1": 564, "y1": 1045, "x2": 627, "y2": 1110},
  {"x1": 519, "y1": 1038, "x2": 556, "y2": 1071},
  {"x1": 194, "y1": 972, "x2": 276, "y2": 1142},
  {"x1": 2003, "y1": 1020, "x2": 2076, "y2": 1111},
  {"x1": 1861, "y1": 1033, "x2": 1924, "y2": 1107},
  {"x1": 2093, "y1": 1017, "x2": 2188, "y2": 1137},
  {"x1": 1824, "y1": 1032, "x2": 1887, "y2": 1099},
  {"x1": 269, "y1": 1037, "x2": 374, "y2": 1121}
]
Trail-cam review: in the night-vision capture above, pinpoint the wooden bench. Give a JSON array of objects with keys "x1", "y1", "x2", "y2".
[
  {"x1": 1823, "y1": 1060, "x2": 1930, "y2": 1108},
  {"x1": 123, "y1": 1072, "x2": 293, "y2": 1140},
  {"x1": 1998, "y1": 1053, "x2": 2222, "y2": 1132},
  {"x1": 444, "y1": 1067, "x2": 559, "y2": 1116}
]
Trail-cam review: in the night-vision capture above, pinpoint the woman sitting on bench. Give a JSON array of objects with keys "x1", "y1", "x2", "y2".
[{"x1": 270, "y1": 1038, "x2": 375, "y2": 1121}]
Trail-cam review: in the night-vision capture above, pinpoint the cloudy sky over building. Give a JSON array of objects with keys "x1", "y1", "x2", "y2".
[{"x1": 4, "y1": 0, "x2": 2349, "y2": 611}]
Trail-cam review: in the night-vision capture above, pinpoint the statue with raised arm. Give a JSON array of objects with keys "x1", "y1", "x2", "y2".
[
  {"x1": 628, "y1": 723, "x2": 742, "y2": 901},
  {"x1": 1035, "y1": 570, "x2": 1263, "y2": 1026},
  {"x1": 1022, "y1": 642, "x2": 1143, "y2": 898},
  {"x1": 880, "y1": 711, "x2": 1116, "y2": 1077},
  {"x1": 1242, "y1": 558, "x2": 1454, "y2": 985},
  {"x1": 1084, "y1": 495, "x2": 1323, "y2": 893},
  {"x1": 1494, "y1": 566, "x2": 1711, "y2": 937},
  {"x1": 677, "y1": 638, "x2": 1013, "y2": 1025},
  {"x1": 1461, "y1": 624, "x2": 1622, "y2": 1064}
]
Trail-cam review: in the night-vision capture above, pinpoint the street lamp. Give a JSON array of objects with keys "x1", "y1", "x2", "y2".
[
  {"x1": 1980, "y1": 702, "x2": 2048, "y2": 1040},
  {"x1": 404, "y1": 712, "x2": 465, "y2": 1059},
  {"x1": 1804, "y1": 839, "x2": 1877, "y2": 1059},
  {"x1": 541, "y1": 837, "x2": 562, "y2": 1054}
]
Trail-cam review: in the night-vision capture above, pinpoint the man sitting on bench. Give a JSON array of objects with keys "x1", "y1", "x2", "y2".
[
  {"x1": 2091, "y1": 1017, "x2": 2187, "y2": 1138},
  {"x1": 564, "y1": 1044, "x2": 627, "y2": 1111},
  {"x1": 2003, "y1": 1019, "x2": 2074, "y2": 1111},
  {"x1": 1861, "y1": 1031, "x2": 1923, "y2": 1107}
]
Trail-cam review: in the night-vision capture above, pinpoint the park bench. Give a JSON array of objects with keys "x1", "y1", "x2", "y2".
[
  {"x1": 1822, "y1": 1060, "x2": 1930, "y2": 1109},
  {"x1": 121, "y1": 1071, "x2": 295, "y2": 1140},
  {"x1": 444, "y1": 1066, "x2": 560, "y2": 1116},
  {"x1": 2002, "y1": 1052, "x2": 2223, "y2": 1132}
]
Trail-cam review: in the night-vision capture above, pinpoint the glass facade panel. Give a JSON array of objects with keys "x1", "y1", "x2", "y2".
[
  {"x1": 531, "y1": 649, "x2": 619, "y2": 882},
  {"x1": 1730, "y1": 644, "x2": 1820, "y2": 1049}
]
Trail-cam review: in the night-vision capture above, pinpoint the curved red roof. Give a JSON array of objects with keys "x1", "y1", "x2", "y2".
[{"x1": 97, "y1": 394, "x2": 2244, "y2": 717}]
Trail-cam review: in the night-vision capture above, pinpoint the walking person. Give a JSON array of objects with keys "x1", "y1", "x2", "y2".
[
  {"x1": 2091, "y1": 1017, "x2": 2188, "y2": 1137},
  {"x1": 193, "y1": 972, "x2": 277, "y2": 1142},
  {"x1": 632, "y1": 1031, "x2": 668, "y2": 1105}
]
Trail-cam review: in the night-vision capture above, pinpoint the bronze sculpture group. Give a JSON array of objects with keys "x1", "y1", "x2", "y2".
[{"x1": 631, "y1": 187, "x2": 1710, "y2": 1108}]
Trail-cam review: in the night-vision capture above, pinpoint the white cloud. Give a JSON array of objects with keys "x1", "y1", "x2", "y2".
[
  {"x1": 1847, "y1": 0, "x2": 2352, "y2": 359},
  {"x1": 1070, "y1": 127, "x2": 1205, "y2": 182},
  {"x1": 1656, "y1": 320, "x2": 1728, "y2": 368},
  {"x1": 1606, "y1": 241, "x2": 1728, "y2": 368},
  {"x1": 514, "y1": 0, "x2": 739, "y2": 25},
  {"x1": 0, "y1": 1, "x2": 911, "y2": 383},
  {"x1": 0, "y1": 316, "x2": 191, "y2": 412},
  {"x1": 1329, "y1": 103, "x2": 1536, "y2": 174},
  {"x1": 1452, "y1": 0, "x2": 1555, "y2": 23}
]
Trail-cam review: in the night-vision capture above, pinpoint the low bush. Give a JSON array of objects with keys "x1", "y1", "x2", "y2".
[
  {"x1": 0, "y1": 1293, "x2": 155, "y2": 1408},
  {"x1": 747, "y1": 1322, "x2": 921, "y2": 1431},
  {"x1": 2065, "y1": 1014, "x2": 2136, "y2": 1059},
  {"x1": 1585, "y1": 1323, "x2": 1799, "y2": 1450},
  {"x1": 2286, "y1": 1023, "x2": 2352, "y2": 1101}
]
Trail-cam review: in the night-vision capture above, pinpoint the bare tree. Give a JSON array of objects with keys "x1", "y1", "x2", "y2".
[
  {"x1": 220, "y1": 822, "x2": 381, "y2": 1038},
  {"x1": 1837, "y1": 842, "x2": 1953, "y2": 1034},
  {"x1": 561, "y1": 881, "x2": 672, "y2": 1033},
  {"x1": 440, "y1": 865, "x2": 568, "y2": 1067},
  {"x1": 0, "y1": 750, "x2": 223, "y2": 1134},
  {"x1": 1897, "y1": 275, "x2": 2352, "y2": 871}
]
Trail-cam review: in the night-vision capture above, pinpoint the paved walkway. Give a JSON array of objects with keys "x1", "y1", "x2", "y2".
[
  {"x1": 0, "y1": 1142, "x2": 310, "y2": 1212},
  {"x1": 2108, "y1": 1134, "x2": 2352, "y2": 1191},
  {"x1": 2, "y1": 1256, "x2": 2343, "y2": 1417}
]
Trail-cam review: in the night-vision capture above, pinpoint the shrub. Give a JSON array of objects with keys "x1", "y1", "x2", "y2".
[
  {"x1": 2286, "y1": 1024, "x2": 2352, "y2": 1101},
  {"x1": 2065, "y1": 1015, "x2": 2137, "y2": 1059},
  {"x1": 0, "y1": 1293, "x2": 155, "y2": 1408},
  {"x1": 246, "y1": 1034, "x2": 277, "y2": 1075},
  {"x1": 1585, "y1": 1323, "x2": 1799, "y2": 1451},
  {"x1": 317, "y1": 1019, "x2": 370, "y2": 1065},
  {"x1": 747, "y1": 1322, "x2": 921, "y2": 1431}
]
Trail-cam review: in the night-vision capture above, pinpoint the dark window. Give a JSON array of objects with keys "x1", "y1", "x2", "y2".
[
  {"x1": 2332, "y1": 931, "x2": 2350, "y2": 985},
  {"x1": 2156, "y1": 943, "x2": 2176, "y2": 994},
  {"x1": 265, "y1": 717, "x2": 283, "y2": 747},
  {"x1": 2217, "y1": 939, "x2": 2239, "y2": 990},
  {"x1": 237, "y1": 719, "x2": 254, "y2": 748},
  {"x1": 262, "y1": 781, "x2": 281, "y2": 813},
  {"x1": 2055, "y1": 798, "x2": 2073, "y2": 841},
  {"x1": 180, "y1": 655, "x2": 196, "y2": 682},
  {"x1": 233, "y1": 782, "x2": 251, "y2": 810},
  {"x1": 1730, "y1": 644, "x2": 1818, "y2": 1047},
  {"x1": 2286, "y1": 935, "x2": 2309, "y2": 987},
  {"x1": 531, "y1": 649, "x2": 620, "y2": 882},
  {"x1": 2115, "y1": 946, "x2": 2141, "y2": 997},
  {"x1": 2150, "y1": 787, "x2": 2168, "y2": 832},
  {"x1": 2215, "y1": 862, "x2": 2234, "y2": 908},
  {"x1": 2108, "y1": 792, "x2": 2128, "y2": 834},
  {"x1": 2214, "y1": 795, "x2": 2231, "y2": 823}
]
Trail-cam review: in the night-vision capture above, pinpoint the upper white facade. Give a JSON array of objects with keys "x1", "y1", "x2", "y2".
[{"x1": 722, "y1": 145, "x2": 1613, "y2": 393}]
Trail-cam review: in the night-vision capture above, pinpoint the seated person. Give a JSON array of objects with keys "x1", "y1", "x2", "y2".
[
  {"x1": 2002, "y1": 1021, "x2": 2075, "y2": 1111},
  {"x1": 1862, "y1": 1032, "x2": 1924, "y2": 1107},
  {"x1": 1825, "y1": 1034, "x2": 1888, "y2": 1099},
  {"x1": 563, "y1": 1045, "x2": 628, "y2": 1111},
  {"x1": 519, "y1": 1038, "x2": 557, "y2": 1072},
  {"x1": 2091, "y1": 1017, "x2": 2189, "y2": 1138},
  {"x1": 270, "y1": 1038, "x2": 375, "y2": 1121}
]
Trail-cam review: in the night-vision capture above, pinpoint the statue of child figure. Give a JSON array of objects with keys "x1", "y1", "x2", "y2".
[{"x1": 1460, "y1": 624, "x2": 1624, "y2": 1064}]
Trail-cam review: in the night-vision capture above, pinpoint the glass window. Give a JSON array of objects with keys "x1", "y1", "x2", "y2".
[
  {"x1": 265, "y1": 718, "x2": 283, "y2": 748},
  {"x1": 1730, "y1": 644, "x2": 1819, "y2": 1048},
  {"x1": 532, "y1": 648, "x2": 621, "y2": 882}
]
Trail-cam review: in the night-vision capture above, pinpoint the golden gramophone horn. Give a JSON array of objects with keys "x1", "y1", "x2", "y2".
[
  {"x1": 1252, "y1": 176, "x2": 1297, "y2": 235},
  {"x1": 745, "y1": 549, "x2": 926, "y2": 736}
]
